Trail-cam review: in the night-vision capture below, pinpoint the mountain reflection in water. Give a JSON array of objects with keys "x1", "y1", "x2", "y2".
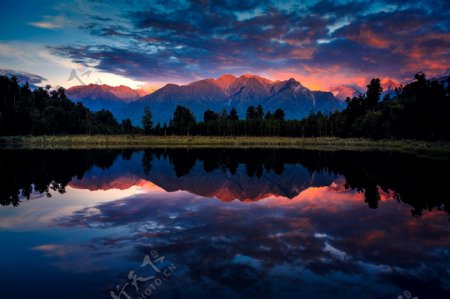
[{"x1": 0, "y1": 148, "x2": 449, "y2": 299}]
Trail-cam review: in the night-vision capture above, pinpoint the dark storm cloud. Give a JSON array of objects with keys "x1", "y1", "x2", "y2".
[
  {"x1": 322, "y1": 7, "x2": 450, "y2": 79},
  {"x1": 52, "y1": 2, "x2": 322, "y2": 80},
  {"x1": 50, "y1": 0, "x2": 450, "y2": 83},
  {"x1": 312, "y1": 39, "x2": 409, "y2": 75},
  {"x1": 50, "y1": 44, "x2": 192, "y2": 79}
]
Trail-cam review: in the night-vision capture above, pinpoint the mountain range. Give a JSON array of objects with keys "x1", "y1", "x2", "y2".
[
  {"x1": 124, "y1": 74, "x2": 346, "y2": 124},
  {"x1": 65, "y1": 74, "x2": 401, "y2": 125},
  {"x1": 66, "y1": 74, "x2": 345, "y2": 124},
  {"x1": 329, "y1": 78, "x2": 401, "y2": 101},
  {"x1": 66, "y1": 84, "x2": 146, "y2": 112},
  {"x1": 69, "y1": 151, "x2": 337, "y2": 202}
]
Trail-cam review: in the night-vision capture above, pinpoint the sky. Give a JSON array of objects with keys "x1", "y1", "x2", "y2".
[{"x1": 0, "y1": 0, "x2": 449, "y2": 92}]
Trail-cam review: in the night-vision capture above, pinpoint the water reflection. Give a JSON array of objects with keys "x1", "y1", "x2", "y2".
[
  {"x1": 1, "y1": 149, "x2": 449, "y2": 216},
  {"x1": 0, "y1": 149, "x2": 449, "y2": 299}
]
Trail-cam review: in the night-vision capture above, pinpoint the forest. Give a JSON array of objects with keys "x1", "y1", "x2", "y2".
[
  {"x1": 1, "y1": 72, "x2": 449, "y2": 140},
  {"x1": 0, "y1": 76, "x2": 135, "y2": 135},
  {"x1": 151, "y1": 73, "x2": 450, "y2": 140}
]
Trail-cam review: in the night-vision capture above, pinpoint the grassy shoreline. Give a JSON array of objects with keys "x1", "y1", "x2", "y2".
[{"x1": 1, "y1": 135, "x2": 449, "y2": 157}]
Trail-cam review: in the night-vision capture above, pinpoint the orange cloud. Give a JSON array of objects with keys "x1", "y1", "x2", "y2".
[{"x1": 344, "y1": 25, "x2": 391, "y2": 48}]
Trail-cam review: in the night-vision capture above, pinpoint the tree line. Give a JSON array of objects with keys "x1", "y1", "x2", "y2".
[
  {"x1": 144, "y1": 72, "x2": 450, "y2": 140},
  {"x1": 1, "y1": 72, "x2": 449, "y2": 140},
  {"x1": 0, "y1": 75, "x2": 139, "y2": 135}
]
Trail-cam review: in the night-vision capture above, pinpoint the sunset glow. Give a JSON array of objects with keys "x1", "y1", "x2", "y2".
[{"x1": 1, "y1": 0, "x2": 448, "y2": 91}]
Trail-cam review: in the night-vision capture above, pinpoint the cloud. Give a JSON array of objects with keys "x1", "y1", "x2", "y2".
[
  {"x1": 0, "y1": 68, "x2": 47, "y2": 88},
  {"x1": 28, "y1": 15, "x2": 69, "y2": 29},
  {"x1": 29, "y1": 21, "x2": 63, "y2": 29},
  {"x1": 49, "y1": 187, "x2": 450, "y2": 298},
  {"x1": 309, "y1": 0, "x2": 369, "y2": 18},
  {"x1": 327, "y1": 8, "x2": 450, "y2": 80},
  {"x1": 50, "y1": 2, "x2": 330, "y2": 82},
  {"x1": 44, "y1": 0, "x2": 450, "y2": 87}
]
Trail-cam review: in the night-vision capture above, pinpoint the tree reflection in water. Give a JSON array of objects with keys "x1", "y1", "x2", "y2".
[{"x1": 0, "y1": 148, "x2": 448, "y2": 217}]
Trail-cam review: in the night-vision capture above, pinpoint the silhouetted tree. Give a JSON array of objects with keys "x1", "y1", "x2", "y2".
[
  {"x1": 256, "y1": 104, "x2": 264, "y2": 120},
  {"x1": 229, "y1": 108, "x2": 239, "y2": 121},
  {"x1": 204, "y1": 109, "x2": 219, "y2": 122},
  {"x1": 0, "y1": 75, "x2": 128, "y2": 135},
  {"x1": 142, "y1": 106, "x2": 153, "y2": 135},
  {"x1": 121, "y1": 118, "x2": 133, "y2": 134},
  {"x1": 246, "y1": 106, "x2": 256, "y2": 120},
  {"x1": 273, "y1": 108, "x2": 285, "y2": 121},
  {"x1": 366, "y1": 78, "x2": 382, "y2": 108},
  {"x1": 172, "y1": 105, "x2": 196, "y2": 135}
]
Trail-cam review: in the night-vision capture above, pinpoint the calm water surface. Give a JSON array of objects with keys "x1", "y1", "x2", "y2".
[{"x1": 0, "y1": 149, "x2": 449, "y2": 299}]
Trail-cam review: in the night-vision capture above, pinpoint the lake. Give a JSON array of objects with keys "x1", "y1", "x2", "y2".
[{"x1": 0, "y1": 148, "x2": 449, "y2": 299}]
